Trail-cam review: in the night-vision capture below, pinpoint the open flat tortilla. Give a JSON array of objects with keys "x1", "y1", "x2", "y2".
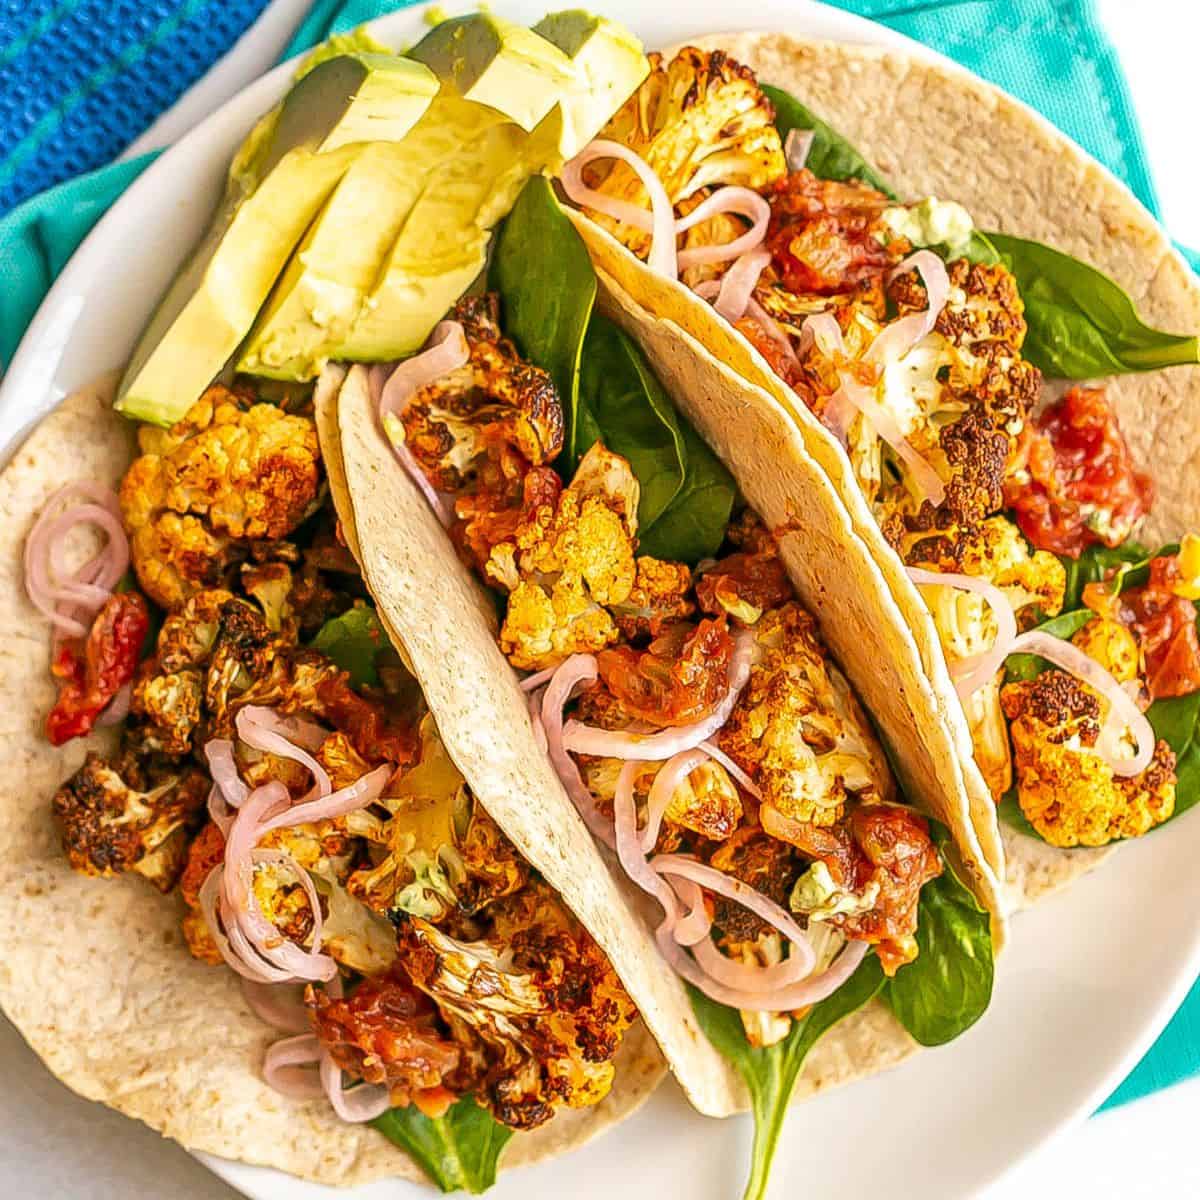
[
  {"x1": 572, "y1": 33, "x2": 1200, "y2": 909},
  {"x1": 0, "y1": 378, "x2": 665, "y2": 1186}
]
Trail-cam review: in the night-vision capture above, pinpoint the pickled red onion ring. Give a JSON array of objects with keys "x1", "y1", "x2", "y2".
[
  {"x1": 675, "y1": 187, "x2": 771, "y2": 270},
  {"x1": 784, "y1": 128, "x2": 815, "y2": 172},
  {"x1": 801, "y1": 312, "x2": 946, "y2": 508},
  {"x1": 711, "y1": 248, "x2": 771, "y2": 322},
  {"x1": 24, "y1": 483, "x2": 129, "y2": 637},
  {"x1": 691, "y1": 931, "x2": 813, "y2": 990},
  {"x1": 317, "y1": 974, "x2": 391, "y2": 1122},
  {"x1": 257, "y1": 764, "x2": 390, "y2": 837},
  {"x1": 206, "y1": 739, "x2": 249, "y2": 809},
  {"x1": 562, "y1": 629, "x2": 755, "y2": 761},
  {"x1": 540, "y1": 655, "x2": 615, "y2": 848},
  {"x1": 698, "y1": 739, "x2": 762, "y2": 799},
  {"x1": 641, "y1": 749, "x2": 710, "y2": 853},
  {"x1": 613, "y1": 761, "x2": 679, "y2": 912},
  {"x1": 561, "y1": 139, "x2": 678, "y2": 277},
  {"x1": 665, "y1": 876, "x2": 711, "y2": 947},
  {"x1": 906, "y1": 567, "x2": 1018, "y2": 699},
  {"x1": 693, "y1": 280, "x2": 800, "y2": 374},
  {"x1": 1007, "y1": 630, "x2": 1157, "y2": 777},
  {"x1": 263, "y1": 1033, "x2": 326, "y2": 1100},
  {"x1": 242, "y1": 979, "x2": 311, "y2": 1034},
  {"x1": 236, "y1": 706, "x2": 331, "y2": 798},
  {"x1": 520, "y1": 665, "x2": 559, "y2": 692},
  {"x1": 867, "y1": 250, "x2": 951, "y2": 365},
  {"x1": 368, "y1": 325, "x2": 465, "y2": 529}
]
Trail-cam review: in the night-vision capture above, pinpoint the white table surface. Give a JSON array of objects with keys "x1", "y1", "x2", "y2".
[{"x1": 4, "y1": 1, "x2": 1199, "y2": 1196}]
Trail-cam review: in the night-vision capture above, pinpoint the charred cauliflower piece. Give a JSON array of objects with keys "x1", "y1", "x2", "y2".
[
  {"x1": 908, "y1": 517, "x2": 1066, "y2": 798},
  {"x1": 1001, "y1": 666, "x2": 1176, "y2": 847},
  {"x1": 398, "y1": 879, "x2": 635, "y2": 1130},
  {"x1": 52, "y1": 752, "x2": 208, "y2": 890},
  {"x1": 717, "y1": 603, "x2": 894, "y2": 826},
  {"x1": 398, "y1": 294, "x2": 564, "y2": 493},
  {"x1": 120, "y1": 385, "x2": 320, "y2": 609},
  {"x1": 587, "y1": 48, "x2": 786, "y2": 258},
  {"x1": 497, "y1": 444, "x2": 640, "y2": 671}
]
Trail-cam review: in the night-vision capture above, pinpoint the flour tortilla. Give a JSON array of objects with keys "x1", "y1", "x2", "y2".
[
  {"x1": 572, "y1": 33, "x2": 1200, "y2": 909},
  {"x1": 331, "y1": 242, "x2": 1007, "y2": 1116},
  {"x1": 0, "y1": 377, "x2": 666, "y2": 1186}
]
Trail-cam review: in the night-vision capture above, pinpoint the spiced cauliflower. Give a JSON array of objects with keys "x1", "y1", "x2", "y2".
[{"x1": 120, "y1": 384, "x2": 320, "y2": 609}]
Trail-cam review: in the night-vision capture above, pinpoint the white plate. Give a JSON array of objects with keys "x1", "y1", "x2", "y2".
[{"x1": 4, "y1": 3, "x2": 1197, "y2": 1199}]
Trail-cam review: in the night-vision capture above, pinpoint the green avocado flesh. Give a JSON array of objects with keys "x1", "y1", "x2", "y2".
[
  {"x1": 116, "y1": 52, "x2": 439, "y2": 426},
  {"x1": 118, "y1": 13, "x2": 648, "y2": 402},
  {"x1": 331, "y1": 11, "x2": 647, "y2": 367}
]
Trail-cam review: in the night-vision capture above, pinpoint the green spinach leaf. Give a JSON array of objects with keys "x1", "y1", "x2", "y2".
[
  {"x1": 311, "y1": 603, "x2": 386, "y2": 687},
  {"x1": 577, "y1": 316, "x2": 688, "y2": 530},
  {"x1": 1059, "y1": 540, "x2": 1152, "y2": 611},
  {"x1": 372, "y1": 1097, "x2": 513, "y2": 1194},
  {"x1": 763, "y1": 84, "x2": 897, "y2": 198},
  {"x1": 490, "y1": 175, "x2": 596, "y2": 456},
  {"x1": 985, "y1": 232, "x2": 1200, "y2": 378},
  {"x1": 882, "y1": 828, "x2": 993, "y2": 1046},
  {"x1": 1150, "y1": 691, "x2": 1200, "y2": 821},
  {"x1": 1003, "y1": 609, "x2": 1095, "y2": 684},
  {"x1": 690, "y1": 955, "x2": 885, "y2": 1200}
]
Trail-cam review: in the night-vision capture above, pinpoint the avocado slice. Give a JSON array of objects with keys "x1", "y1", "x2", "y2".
[
  {"x1": 532, "y1": 10, "x2": 649, "y2": 157},
  {"x1": 334, "y1": 13, "x2": 646, "y2": 366},
  {"x1": 116, "y1": 53, "x2": 438, "y2": 426},
  {"x1": 407, "y1": 12, "x2": 575, "y2": 132}
]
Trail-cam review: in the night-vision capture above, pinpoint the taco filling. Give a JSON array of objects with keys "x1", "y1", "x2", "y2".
[
  {"x1": 370, "y1": 278, "x2": 984, "y2": 1038},
  {"x1": 561, "y1": 46, "x2": 1200, "y2": 851},
  {"x1": 25, "y1": 382, "x2": 639, "y2": 1158}
]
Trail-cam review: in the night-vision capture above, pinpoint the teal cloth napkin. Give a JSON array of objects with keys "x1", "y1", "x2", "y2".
[{"x1": 0, "y1": 0, "x2": 1195, "y2": 1111}]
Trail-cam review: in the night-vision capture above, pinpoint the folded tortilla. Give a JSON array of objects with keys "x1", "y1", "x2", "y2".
[
  {"x1": 0, "y1": 375, "x2": 666, "y2": 1186},
  {"x1": 570, "y1": 33, "x2": 1200, "y2": 909}
]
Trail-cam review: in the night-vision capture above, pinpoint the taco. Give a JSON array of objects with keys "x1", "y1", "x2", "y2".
[
  {"x1": 326, "y1": 166, "x2": 999, "y2": 1197},
  {"x1": 559, "y1": 35, "x2": 1200, "y2": 905}
]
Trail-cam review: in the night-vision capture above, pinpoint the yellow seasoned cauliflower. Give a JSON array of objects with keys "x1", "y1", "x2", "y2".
[
  {"x1": 120, "y1": 384, "x2": 320, "y2": 609},
  {"x1": 716, "y1": 603, "x2": 894, "y2": 825},
  {"x1": 586, "y1": 47, "x2": 785, "y2": 259}
]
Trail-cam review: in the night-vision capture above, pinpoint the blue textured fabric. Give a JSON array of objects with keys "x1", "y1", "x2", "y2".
[{"x1": 0, "y1": 0, "x2": 1198, "y2": 1112}]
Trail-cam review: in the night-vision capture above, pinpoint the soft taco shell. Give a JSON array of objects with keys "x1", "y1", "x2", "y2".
[
  {"x1": 0, "y1": 377, "x2": 665, "y2": 1185},
  {"x1": 572, "y1": 33, "x2": 1200, "y2": 907},
  {"x1": 331, "y1": 246, "x2": 1003, "y2": 1114}
]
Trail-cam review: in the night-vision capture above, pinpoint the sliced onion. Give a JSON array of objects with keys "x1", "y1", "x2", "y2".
[
  {"x1": 206, "y1": 738, "x2": 249, "y2": 808},
  {"x1": 562, "y1": 629, "x2": 755, "y2": 762},
  {"x1": 561, "y1": 139, "x2": 678, "y2": 278},
  {"x1": 784, "y1": 128, "x2": 815, "y2": 172},
  {"x1": 24, "y1": 483, "x2": 129, "y2": 637},
  {"x1": 675, "y1": 187, "x2": 771, "y2": 270},
  {"x1": 800, "y1": 312, "x2": 946, "y2": 508},
  {"x1": 243, "y1": 979, "x2": 312, "y2": 1034},
  {"x1": 520, "y1": 665, "x2": 559, "y2": 692},
  {"x1": 257, "y1": 764, "x2": 390, "y2": 836},
  {"x1": 711, "y1": 248, "x2": 771, "y2": 322},
  {"x1": 666, "y1": 875, "x2": 712, "y2": 947},
  {"x1": 692, "y1": 930, "x2": 812, "y2": 990},
  {"x1": 613, "y1": 761, "x2": 680, "y2": 913},
  {"x1": 641, "y1": 749, "x2": 710, "y2": 853},
  {"x1": 698, "y1": 740, "x2": 762, "y2": 799},
  {"x1": 694, "y1": 280, "x2": 801, "y2": 375},
  {"x1": 906, "y1": 567, "x2": 1019, "y2": 699},
  {"x1": 319, "y1": 1045, "x2": 391, "y2": 1123},
  {"x1": 528, "y1": 692, "x2": 549, "y2": 755},
  {"x1": 867, "y1": 250, "x2": 951, "y2": 366},
  {"x1": 263, "y1": 1033, "x2": 327, "y2": 1101},
  {"x1": 198, "y1": 865, "x2": 292, "y2": 984},
  {"x1": 540, "y1": 655, "x2": 614, "y2": 848},
  {"x1": 236, "y1": 706, "x2": 331, "y2": 799},
  {"x1": 1008, "y1": 630, "x2": 1156, "y2": 777},
  {"x1": 367, "y1": 326, "x2": 467, "y2": 529}
]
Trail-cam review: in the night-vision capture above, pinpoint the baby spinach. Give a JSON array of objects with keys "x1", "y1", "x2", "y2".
[
  {"x1": 986, "y1": 232, "x2": 1200, "y2": 378},
  {"x1": 311, "y1": 602, "x2": 387, "y2": 687},
  {"x1": 881, "y1": 828, "x2": 994, "y2": 1046},
  {"x1": 490, "y1": 175, "x2": 597, "y2": 448},
  {"x1": 1150, "y1": 691, "x2": 1200, "y2": 821},
  {"x1": 763, "y1": 84, "x2": 897, "y2": 198},
  {"x1": 372, "y1": 1096, "x2": 513, "y2": 1194},
  {"x1": 689, "y1": 955, "x2": 885, "y2": 1200},
  {"x1": 493, "y1": 175, "x2": 735, "y2": 564},
  {"x1": 1059, "y1": 540, "x2": 1152, "y2": 611}
]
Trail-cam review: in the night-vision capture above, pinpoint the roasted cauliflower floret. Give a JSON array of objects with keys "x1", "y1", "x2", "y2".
[
  {"x1": 717, "y1": 603, "x2": 894, "y2": 826},
  {"x1": 609, "y1": 556, "x2": 695, "y2": 638},
  {"x1": 660, "y1": 758, "x2": 743, "y2": 841},
  {"x1": 398, "y1": 295, "x2": 564, "y2": 492},
  {"x1": 52, "y1": 752, "x2": 208, "y2": 891},
  {"x1": 586, "y1": 47, "x2": 785, "y2": 258},
  {"x1": 497, "y1": 444, "x2": 640, "y2": 671},
  {"x1": 120, "y1": 385, "x2": 320, "y2": 609},
  {"x1": 398, "y1": 879, "x2": 635, "y2": 1130},
  {"x1": 1000, "y1": 670, "x2": 1176, "y2": 847}
]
